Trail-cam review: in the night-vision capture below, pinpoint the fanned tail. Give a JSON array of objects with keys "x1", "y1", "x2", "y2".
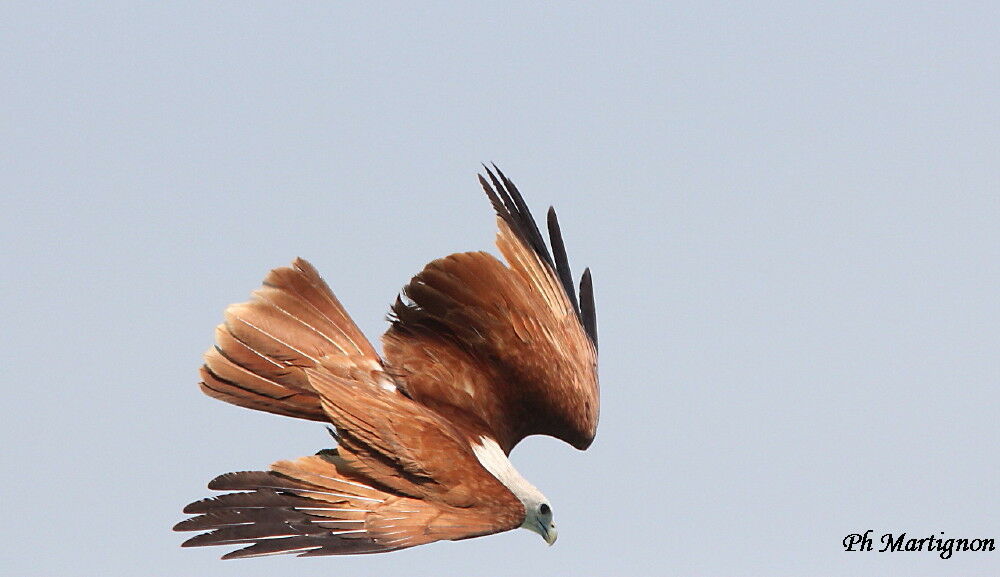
[{"x1": 199, "y1": 258, "x2": 385, "y2": 422}]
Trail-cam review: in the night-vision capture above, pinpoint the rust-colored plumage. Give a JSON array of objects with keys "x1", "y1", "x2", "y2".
[{"x1": 176, "y1": 166, "x2": 599, "y2": 558}]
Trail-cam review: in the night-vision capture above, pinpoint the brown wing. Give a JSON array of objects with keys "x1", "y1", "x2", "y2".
[
  {"x1": 383, "y1": 166, "x2": 599, "y2": 453},
  {"x1": 177, "y1": 364, "x2": 524, "y2": 558},
  {"x1": 174, "y1": 452, "x2": 523, "y2": 558},
  {"x1": 199, "y1": 258, "x2": 387, "y2": 422}
]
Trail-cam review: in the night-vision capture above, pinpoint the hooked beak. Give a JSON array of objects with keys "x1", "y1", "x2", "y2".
[{"x1": 540, "y1": 521, "x2": 558, "y2": 546}]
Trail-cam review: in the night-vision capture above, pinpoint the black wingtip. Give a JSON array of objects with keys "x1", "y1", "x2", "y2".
[
  {"x1": 173, "y1": 518, "x2": 193, "y2": 531},
  {"x1": 477, "y1": 165, "x2": 597, "y2": 349},
  {"x1": 480, "y1": 165, "x2": 554, "y2": 268},
  {"x1": 579, "y1": 267, "x2": 598, "y2": 351},
  {"x1": 206, "y1": 473, "x2": 232, "y2": 490},
  {"x1": 546, "y1": 206, "x2": 579, "y2": 313},
  {"x1": 478, "y1": 172, "x2": 506, "y2": 216},
  {"x1": 182, "y1": 497, "x2": 214, "y2": 515}
]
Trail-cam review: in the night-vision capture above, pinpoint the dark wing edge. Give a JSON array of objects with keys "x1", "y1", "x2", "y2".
[
  {"x1": 174, "y1": 464, "x2": 398, "y2": 558},
  {"x1": 175, "y1": 452, "x2": 524, "y2": 558},
  {"x1": 478, "y1": 165, "x2": 598, "y2": 350}
]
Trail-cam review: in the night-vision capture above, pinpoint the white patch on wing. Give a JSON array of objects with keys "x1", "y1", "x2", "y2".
[{"x1": 376, "y1": 373, "x2": 398, "y2": 392}]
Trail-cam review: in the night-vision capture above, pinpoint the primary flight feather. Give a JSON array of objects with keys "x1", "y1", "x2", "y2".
[{"x1": 175, "y1": 166, "x2": 599, "y2": 558}]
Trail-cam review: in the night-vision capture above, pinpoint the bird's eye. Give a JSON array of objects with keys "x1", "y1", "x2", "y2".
[{"x1": 538, "y1": 503, "x2": 551, "y2": 516}]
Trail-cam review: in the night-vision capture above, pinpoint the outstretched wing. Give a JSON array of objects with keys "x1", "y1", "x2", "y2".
[
  {"x1": 199, "y1": 258, "x2": 387, "y2": 422},
  {"x1": 178, "y1": 363, "x2": 523, "y2": 558},
  {"x1": 175, "y1": 453, "x2": 522, "y2": 558},
  {"x1": 383, "y1": 167, "x2": 599, "y2": 453}
]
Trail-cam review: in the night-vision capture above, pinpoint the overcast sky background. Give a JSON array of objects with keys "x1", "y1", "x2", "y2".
[{"x1": 2, "y1": 3, "x2": 997, "y2": 576}]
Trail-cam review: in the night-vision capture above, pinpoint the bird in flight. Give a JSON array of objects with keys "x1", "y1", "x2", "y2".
[{"x1": 174, "y1": 166, "x2": 599, "y2": 558}]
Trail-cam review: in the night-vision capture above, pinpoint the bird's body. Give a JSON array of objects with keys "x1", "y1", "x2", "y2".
[{"x1": 175, "y1": 167, "x2": 599, "y2": 558}]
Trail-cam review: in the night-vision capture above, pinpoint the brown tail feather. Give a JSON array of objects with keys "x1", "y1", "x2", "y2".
[{"x1": 198, "y1": 258, "x2": 384, "y2": 422}]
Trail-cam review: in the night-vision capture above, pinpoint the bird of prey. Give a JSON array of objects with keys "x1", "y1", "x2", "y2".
[{"x1": 174, "y1": 167, "x2": 599, "y2": 558}]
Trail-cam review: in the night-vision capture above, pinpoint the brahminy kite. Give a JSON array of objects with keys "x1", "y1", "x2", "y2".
[{"x1": 174, "y1": 166, "x2": 599, "y2": 558}]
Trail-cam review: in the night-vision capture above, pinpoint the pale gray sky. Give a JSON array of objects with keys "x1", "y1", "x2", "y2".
[{"x1": 2, "y1": 3, "x2": 997, "y2": 576}]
